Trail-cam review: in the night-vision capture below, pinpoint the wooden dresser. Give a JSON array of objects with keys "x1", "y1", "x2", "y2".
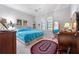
[
  {"x1": 0, "y1": 31, "x2": 16, "y2": 54},
  {"x1": 75, "y1": 32, "x2": 79, "y2": 53},
  {"x1": 58, "y1": 32, "x2": 76, "y2": 54}
]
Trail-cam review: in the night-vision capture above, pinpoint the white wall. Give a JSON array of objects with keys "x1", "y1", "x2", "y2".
[
  {"x1": 0, "y1": 5, "x2": 72, "y2": 29},
  {"x1": 35, "y1": 6, "x2": 71, "y2": 30},
  {"x1": 35, "y1": 6, "x2": 71, "y2": 37},
  {"x1": 53, "y1": 7, "x2": 71, "y2": 28},
  {"x1": 0, "y1": 5, "x2": 35, "y2": 28},
  {"x1": 70, "y1": 4, "x2": 79, "y2": 17}
]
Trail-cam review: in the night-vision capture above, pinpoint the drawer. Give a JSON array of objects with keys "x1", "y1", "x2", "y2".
[
  {"x1": 0, "y1": 31, "x2": 16, "y2": 54},
  {"x1": 0, "y1": 38, "x2": 13, "y2": 54}
]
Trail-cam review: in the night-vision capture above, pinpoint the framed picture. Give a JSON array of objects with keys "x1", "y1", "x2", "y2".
[
  {"x1": 23, "y1": 20, "x2": 27, "y2": 26},
  {"x1": 17, "y1": 19, "x2": 23, "y2": 26}
]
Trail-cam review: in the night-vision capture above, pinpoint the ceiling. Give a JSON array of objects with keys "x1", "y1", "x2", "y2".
[{"x1": 3, "y1": 4, "x2": 71, "y2": 16}]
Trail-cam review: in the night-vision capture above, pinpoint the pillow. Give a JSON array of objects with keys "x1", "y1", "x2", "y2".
[
  {"x1": 17, "y1": 27, "x2": 33, "y2": 32},
  {"x1": 26, "y1": 27, "x2": 33, "y2": 30},
  {"x1": 17, "y1": 28, "x2": 27, "y2": 32}
]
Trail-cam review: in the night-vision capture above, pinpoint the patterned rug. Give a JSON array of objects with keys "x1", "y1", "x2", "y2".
[
  {"x1": 17, "y1": 37, "x2": 58, "y2": 54},
  {"x1": 31, "y1": 38, "x2": 58, "y2": 54},
  {"x1": 33, "y1": 37, "x2": 58, "y2": 45}
]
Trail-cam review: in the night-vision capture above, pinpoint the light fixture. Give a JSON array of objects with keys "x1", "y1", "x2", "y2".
[
  {"x1": 35, "y1": 9, "x2": 38, "y2": 12},
  {"x1": 34, "y1": 8, "x2": 41, "y2": 12}
]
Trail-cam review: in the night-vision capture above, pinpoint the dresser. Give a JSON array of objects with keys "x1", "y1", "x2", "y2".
[
  {"x1": 0, "y1": 31, "x2": 16, "y2": 54},
  {"x1": 75, "y1": 32, "x2": 79, "y2": 53},
  {"x1": 58, "y1": 32, "x2": 77, "y2": 54}
]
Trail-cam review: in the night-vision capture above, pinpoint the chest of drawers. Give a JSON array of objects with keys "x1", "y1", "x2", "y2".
[{"x1": 0, "y1": 31, "x2": 16, "y2": 54}]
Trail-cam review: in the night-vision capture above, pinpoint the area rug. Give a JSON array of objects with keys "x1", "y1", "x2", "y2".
[{"x1": 31, "y1": 39, "x2": 58, "y2": 54}]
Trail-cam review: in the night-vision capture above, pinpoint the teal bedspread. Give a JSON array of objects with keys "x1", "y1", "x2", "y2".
[{"x1": 16, "y1": 28, "x2": 44, "y2": 43}]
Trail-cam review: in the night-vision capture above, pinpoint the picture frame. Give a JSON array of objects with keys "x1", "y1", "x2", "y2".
[{"x1": 17, "y1": 19, "x2": 23, "y2": 26}]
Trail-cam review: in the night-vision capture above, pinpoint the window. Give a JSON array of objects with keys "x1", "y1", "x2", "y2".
[
  {"x1": 41, "y1": 16, "x2": 53, "y2": 31},
  {"x1": 41, "y1": 20, "x2": 46, "y2": 30},
  {"x1": 53, "y1": 21, "x2": 59, "y2": 33},
  {"x1": 47, "y1": 16, "x2": 53, "y2": 31}
]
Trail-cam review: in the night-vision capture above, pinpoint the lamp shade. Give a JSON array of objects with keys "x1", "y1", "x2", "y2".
[
  {"x1": 72, "y1": 22, "x2": 77, "y2": 32},
  {"x1": 64, "y1": 23, "x2": 70, "y2": 28}
]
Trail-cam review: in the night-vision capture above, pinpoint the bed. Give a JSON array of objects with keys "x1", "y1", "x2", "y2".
[{"x1": 16, "y1": 27, "x2": 44, "y2": 43}]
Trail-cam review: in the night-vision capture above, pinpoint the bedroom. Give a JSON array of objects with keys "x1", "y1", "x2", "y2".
[{"x1": 0, "y1": 4, "x2": 79, "y2": 54}]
